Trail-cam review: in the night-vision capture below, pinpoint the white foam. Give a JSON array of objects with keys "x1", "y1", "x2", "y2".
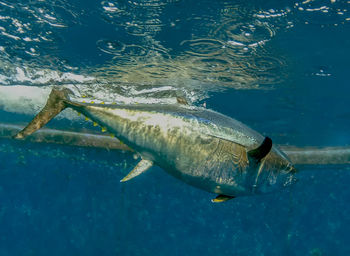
[
  {"x1": 0, "y1": 85, "x2": 80, "y2": 120},
  {"x1": 12, "y1": 67, "x2": 95, "y2": 84},
  {"x1": 0, "y1": 85, "x2": 50, "y2": 114}
]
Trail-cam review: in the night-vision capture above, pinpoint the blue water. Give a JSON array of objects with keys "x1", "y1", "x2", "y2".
[{"x1": 0, "y1": 0, "x2": 350, "y2": 255}]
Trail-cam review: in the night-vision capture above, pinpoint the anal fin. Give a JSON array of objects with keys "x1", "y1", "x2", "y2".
[
  {"x1": 120, "y1": 159, "x2": 153, "y2": 182},
  {"x1": 211, "y1": 194, "x2": 235, "y2": 203}
]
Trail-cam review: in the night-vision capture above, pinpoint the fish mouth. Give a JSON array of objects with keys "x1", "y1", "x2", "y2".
[
  {"x1": 288, "y1": 164, "x2": 298, "y2": 174},
  {"x1": 283, "y1": 164, "x2": 298, "y2": 187}
]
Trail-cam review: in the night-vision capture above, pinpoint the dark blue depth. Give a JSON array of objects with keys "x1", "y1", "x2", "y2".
[{"x1": 0, "y1": 0, "x2": 350, "y2": 255}]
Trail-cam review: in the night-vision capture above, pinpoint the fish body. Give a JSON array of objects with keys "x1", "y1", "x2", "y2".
[
  {"x1": 15, "y1": 89, "x2": 296, "y2": 198},
  {"x1": 69, "y1": 101, "x2": 296, "y2": 197}
]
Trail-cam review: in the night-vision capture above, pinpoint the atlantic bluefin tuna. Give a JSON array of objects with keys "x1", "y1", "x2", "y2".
[{"x1": 14, "y1": 88, "x2": 296, "y2": 202}]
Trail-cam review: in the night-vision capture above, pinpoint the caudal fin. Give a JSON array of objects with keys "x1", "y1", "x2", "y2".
[{"x1": 14, "y1": 88, "x2": 72, "y2": 139}]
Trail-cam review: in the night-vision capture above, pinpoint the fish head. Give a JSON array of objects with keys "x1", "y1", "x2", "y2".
[{"x1": 251, "y1": 148, "x2": 297, "y2": 195}]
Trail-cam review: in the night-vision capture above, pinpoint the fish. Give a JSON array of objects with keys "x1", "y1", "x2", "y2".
[{"x1": 14, "y1": 88, "x2": 296, "y2": 202}]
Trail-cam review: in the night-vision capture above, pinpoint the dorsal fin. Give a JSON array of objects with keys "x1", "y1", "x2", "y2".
[
  {"x1": 176, "y1": 96, "x2": 188, "y2": 105},
  {"x1": 248, "y1": 137, "x2": 272, "y2": 162}
]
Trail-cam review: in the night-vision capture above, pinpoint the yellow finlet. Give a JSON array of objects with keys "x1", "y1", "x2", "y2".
[
  {"x1": 101, "y1": 127, "x2": 107, "y2": 132},
  {"x1": 211, "y1": 194, "x2": 235, "y2": 203},
  {"x1": 93, "y1": 122, "x2": 97, "y2": 127}
]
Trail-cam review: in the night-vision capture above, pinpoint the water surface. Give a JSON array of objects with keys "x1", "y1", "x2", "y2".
[{"x1": 0, "y1": 0, "x2": 349, "y2": 255}]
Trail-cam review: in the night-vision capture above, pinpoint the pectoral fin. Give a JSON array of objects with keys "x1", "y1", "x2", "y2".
[
  {"x1": 120, "y1": 159, "x2": 153, "y2": 182},
  {"x1": 211, "y1": 194, "x2": 235, "y2": 203},
  {"x1": 248, "y1": 137, "x2": 272, "y2": 162}
]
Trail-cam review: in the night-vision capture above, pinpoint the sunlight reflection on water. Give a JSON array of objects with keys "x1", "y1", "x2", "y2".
[{"x1": 0, "y1": 0, "x2": 348, "y2": 106}]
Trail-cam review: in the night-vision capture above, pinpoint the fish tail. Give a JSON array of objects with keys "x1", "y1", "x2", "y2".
[{"x1": 14, "y1": 87, "x2": 73, "y2": 139}]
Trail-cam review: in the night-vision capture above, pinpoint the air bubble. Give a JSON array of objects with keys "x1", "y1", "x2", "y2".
[{"x1": 96, "y1": 39, "x2": 125, "y2": 55}]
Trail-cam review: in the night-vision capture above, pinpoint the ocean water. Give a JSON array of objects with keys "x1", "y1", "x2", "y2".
[{"x1": 0, "y1": 0, "x2": 349, "y2": 255}]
